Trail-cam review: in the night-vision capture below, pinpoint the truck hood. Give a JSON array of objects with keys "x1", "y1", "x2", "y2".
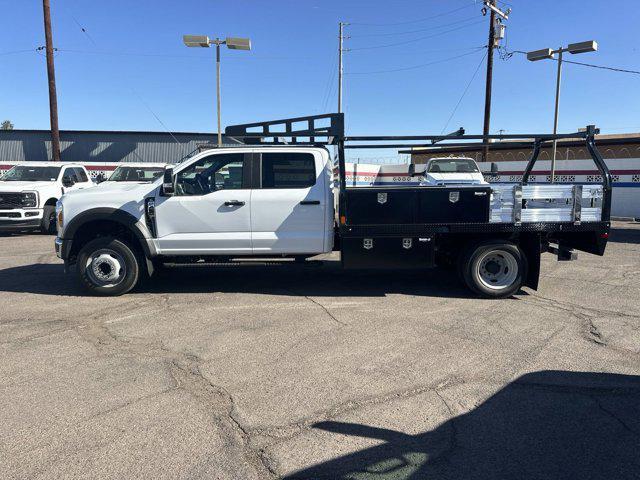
[
  {"x1": 0, "y1": 181, "x2": 55, "y2": 191},
  {"x1": 64, "y1": 181, "x2": 156, "y2": 199}
]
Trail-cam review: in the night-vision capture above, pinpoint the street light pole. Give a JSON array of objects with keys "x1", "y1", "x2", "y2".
[
  {"x1": 526, "y1": 40, "x2": 597, "y2": 183},
  {"x1": 551, "y1": 47, "x2": 563, "y2": 179},
  {"x1": 183, "y1": 35, "x2": 251, "y2": 147}
]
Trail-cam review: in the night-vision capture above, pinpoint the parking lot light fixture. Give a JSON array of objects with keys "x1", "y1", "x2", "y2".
[
  {"x1": 182, "y1": 34, "x2": 252, "y2": 146},
  {"x1": 526, "y1": 40, "x2": 597, "y2": 181}
]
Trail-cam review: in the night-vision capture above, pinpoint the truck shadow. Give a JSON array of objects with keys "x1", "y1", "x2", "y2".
[
  {"x1": 0, "y1": 260, "x2": 504, "y2": 299},
  {"x1": 283, "y1": 370, "x2": 640, "y2": 480},
  {"x1": 139, "y1": 261, "x2": 487, "y2": 299},
  {"x1": 609, "y1": 224, "x2": 640, "y2": 244}
]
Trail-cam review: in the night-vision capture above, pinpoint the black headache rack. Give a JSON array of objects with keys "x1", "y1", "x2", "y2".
[{"x1": 226, "y1": 113, "x2": 612, "y2": 232}]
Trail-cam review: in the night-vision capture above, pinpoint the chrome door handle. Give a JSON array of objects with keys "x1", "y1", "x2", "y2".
[
  {"x1": 224, "y1": 200, "x2": 245, "y2": 206},
  {"x1": 299, "y1": 200, "x2": 320, "y2": 205}
]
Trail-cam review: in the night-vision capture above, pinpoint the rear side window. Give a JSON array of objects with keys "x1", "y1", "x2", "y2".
[
  {"x1": 261, "y1": 153, "x2": 316, "y2": 189},
  {"x1": 74, "y1": 167, "x2": 89, "y2": 182}
]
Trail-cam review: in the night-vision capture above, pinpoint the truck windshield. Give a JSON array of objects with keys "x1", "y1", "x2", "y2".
[
  {"x1": 108, "y1": 166, "x2": 164, "y2": 182},
  {"x1": 427, "y1": 159, "x2": 478, "y2": 173},
  {"x1": 1, "y1": 166, "x2": 61, "y2": 182}
]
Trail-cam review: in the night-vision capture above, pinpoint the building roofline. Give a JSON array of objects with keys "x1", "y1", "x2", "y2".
[{"x1": 400, "y1": 135, "x2": 640, "y2": 154}]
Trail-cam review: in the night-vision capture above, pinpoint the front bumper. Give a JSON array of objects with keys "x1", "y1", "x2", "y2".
[
  {"x1": 55, "y1": 236, "x2": 72, "y2": 260},
  {"x1": 0, "y1": 209, "x2": 43, "y2": 231}
]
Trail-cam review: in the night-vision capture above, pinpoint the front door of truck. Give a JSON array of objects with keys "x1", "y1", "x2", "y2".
[
  {"x1": 250, "y1": 150, "x2": 329, "y2": 254},
  {"x1": 154, "y1": 152, "x2": 252, "y2": 255}
]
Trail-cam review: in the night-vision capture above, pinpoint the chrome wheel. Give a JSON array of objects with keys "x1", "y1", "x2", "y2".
[
  {"x1": 85, "y1": 248, "x2": 127, "y2": 288},
  {"x1": 475, "y1": 249, "x2": 518, "y2": 291}
]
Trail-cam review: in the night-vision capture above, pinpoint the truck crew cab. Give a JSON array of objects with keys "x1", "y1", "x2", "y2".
[{"x1": 54, "y1": 114, "x2": 612, "y2": 298}]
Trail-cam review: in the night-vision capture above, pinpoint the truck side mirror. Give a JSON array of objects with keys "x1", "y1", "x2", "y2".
[
  {"x1": 162, "y1": 167, "x2": 175, "y2": 196},
  {"x1": 490, "y1": 162, "x2": 499, "y2": 175},
  {"x1": 62, "y1": 175, "x2": 74, "y2": 187}
]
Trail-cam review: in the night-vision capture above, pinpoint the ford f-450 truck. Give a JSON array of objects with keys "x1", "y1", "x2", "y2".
[
  {"x1": 54, "y1": 114, "x2": 611, "y2": 297},
  {"x1": 0, "y1": 162, "x2": 93, "y2": 234}
]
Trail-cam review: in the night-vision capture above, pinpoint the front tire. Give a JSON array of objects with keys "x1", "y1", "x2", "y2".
[
  {"x1": 40, "y1": 205, "x2": 56, "y2": 235},
  {"x1": 76, "y1": 237, "x2": 140, "y2": 296},
  {"x1": 459, "y1": 241, "x2": 526, "y2": 298}
]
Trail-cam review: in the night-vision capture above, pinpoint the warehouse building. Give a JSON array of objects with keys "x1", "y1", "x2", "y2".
[{"x1": 0, "y1": 129, "x2": 240, "y2": 164}]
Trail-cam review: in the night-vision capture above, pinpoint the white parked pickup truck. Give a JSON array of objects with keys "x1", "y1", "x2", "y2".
[
  {"x1": 418, "y1": 157, "x2": 488, "y2": 186},
  {"x1": 0, "y1": 162, "x2": 93, "y2": 234},
  {"x1": 54, "y1": 113, "x2": 612, "y2": 298}
]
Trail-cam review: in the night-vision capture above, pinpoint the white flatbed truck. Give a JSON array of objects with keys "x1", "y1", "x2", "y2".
[{"x1": 54, "y1": 114, "x2": 611, "y2": 297}]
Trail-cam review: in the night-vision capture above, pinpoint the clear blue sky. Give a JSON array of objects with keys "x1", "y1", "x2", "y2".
[{"x1": 1, "y1": 0, "x2": 639, "y2": 141}]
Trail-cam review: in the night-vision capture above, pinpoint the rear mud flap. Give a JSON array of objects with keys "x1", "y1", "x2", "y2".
[{"x1": 520, "y1": 234, "x2": 541, "y2": 290}]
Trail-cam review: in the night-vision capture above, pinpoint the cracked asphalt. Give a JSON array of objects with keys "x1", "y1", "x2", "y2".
[{"x1": 1, "y1": 221, "x2": 640, "y2": 479}]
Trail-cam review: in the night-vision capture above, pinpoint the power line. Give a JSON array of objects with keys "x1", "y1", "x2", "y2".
[
  {"x1": 349, "y1": 3, "x2": 474, "y2": 27},
  {"x1": 128, "y1": 88, "x2": 182, "y2": 146},
  {"x1": 441, "y1": 50, "x2": 488, "y2": 133},
  {"x1": 561, "y1": 58, "x2": 640, "y2": 75},
  {"x1": 348, "y1": 20, "x2": 486, "y2": 51},
  {"x1": 346, "y1": 48, "x2": 484, "y2": 75},
  {"x1": 507, "y1": 49, "x2": 640, "y2": 75},
  {"x1": 348, "y1": 15, "x2": 480, "y2": 38},
  {"x1": 0, "y1": 49, "x2": 36, "y2": 56},
  {"x1": 68, "y1": 14, "x2": 98, "y2": 47},
  {"x1": 55, "y1": 48, "x2": 316, "y2": 62},
  {"x1": 60, "y1": 24, "x2": 184, "y2": 147},
  {"x1": 320, "y1": 54, "x2": 338, "y2": 112}
]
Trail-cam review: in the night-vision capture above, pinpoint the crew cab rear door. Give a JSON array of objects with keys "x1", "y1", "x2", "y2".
[
  {"x1": 154, "y1": 152, "x2": 252, "y2": 255},
  {"x1": 250, "y1": 149, "x2": 330, "y2": 254}
]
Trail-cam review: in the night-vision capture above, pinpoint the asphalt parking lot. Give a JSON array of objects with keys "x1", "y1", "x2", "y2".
[{"x1": 2, "y1": 221, "x2": 640, "y2": 479}]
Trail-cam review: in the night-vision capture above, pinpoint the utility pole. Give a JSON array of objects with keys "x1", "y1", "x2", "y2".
[
  {"x1": 481, "y1": 1, "x2": 509, "y2": 162},
  {"x1": 42, "y1": 0, "x2": 61, "y2": 161},
  {"x1": 215, "y1": 39, "x2": 222, "y2": 147},
  {"x1": 338, "y1": 22, "x2": 349, "y2": 114}
]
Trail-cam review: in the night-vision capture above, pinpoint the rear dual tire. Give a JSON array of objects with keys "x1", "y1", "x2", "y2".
[
  {"x1": 459, "y1": 241, "x2": 526, "y2": 298},
  {"x1": 77, "y1": 237, "x2": 140, "y2": 296}
]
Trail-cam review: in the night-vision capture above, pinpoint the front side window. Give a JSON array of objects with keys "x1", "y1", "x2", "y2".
[
  {"x1": 261, "y1": 153, "x2": 316, "y2": 189},
  {"x1": 1, "y1": 166, "x2": 61, "y2": 182},
  {"x1": 175, "y1": 153, "x2": 244, "y2": 196},
  {"x1": 427, "y1": 159, "x2": 479, "y2": 173},
  {"x1": 108, "y1": 166, "x2": 164, "y2": 182}
]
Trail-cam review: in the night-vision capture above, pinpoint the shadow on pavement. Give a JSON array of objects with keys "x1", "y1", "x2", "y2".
[
  {"x1": 0, "y1": 260, "x2": 483, "y2": 299},
  {"x1": 609, "y1": 224, "x2": 640, "y2": 244},
  {"x1": 285, "y1": 370, "x2": 640, "y2": 480}
]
